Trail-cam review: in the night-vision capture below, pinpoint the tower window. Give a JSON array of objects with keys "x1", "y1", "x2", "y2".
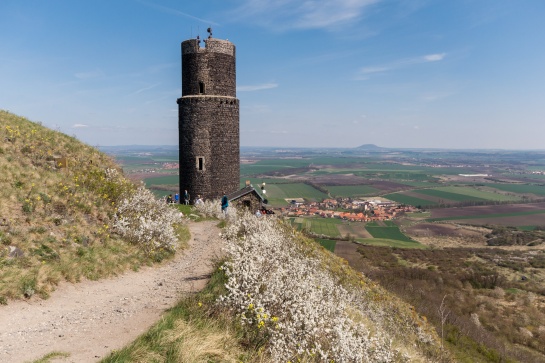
[
  {"x1": 197, "y1": 157, "x2": 205, "y2": 170},
  {"x1": 199, "y1": 82, "x2": 205, "y2": 94}
]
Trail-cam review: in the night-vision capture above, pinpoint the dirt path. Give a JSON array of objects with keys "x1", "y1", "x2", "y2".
[{"x1": 0, "y1": 220, "x2": 223, "y2": 363}]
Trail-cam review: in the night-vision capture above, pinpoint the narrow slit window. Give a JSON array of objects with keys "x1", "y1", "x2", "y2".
[
  {"x1": 197, "y1": 157, "x2": 204, "y2": 170},
  {"x1": 199, "y1": 82, "x2": 205, "y2": 94}
]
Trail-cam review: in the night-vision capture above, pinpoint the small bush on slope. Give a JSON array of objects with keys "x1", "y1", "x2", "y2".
[{"x1": 0, "y1": 110, "x2": 186, "y2": 301}]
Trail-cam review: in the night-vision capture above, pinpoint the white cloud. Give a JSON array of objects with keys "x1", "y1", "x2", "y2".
[
  {"x1": 72, "y1": 124, "x2": 89, "y2": 128},
  {"x1": 356, "y1": 52, "x2": 447, "y2": 79},
  {"x1": 423, "y1": 53, "x2": 446, "y2": 62},
  {"x1": 237, "y1": 83, "x2": 278, "y2": 92},
  {"x1": 230, "y1": 0, "x2": 379, "y2": 31},
  {"x1": 136, "y1": 0, "x2": 219, "y2": 25},
  {"x1": 127, "y1": 83, "x2": 161, "y2": 97}
]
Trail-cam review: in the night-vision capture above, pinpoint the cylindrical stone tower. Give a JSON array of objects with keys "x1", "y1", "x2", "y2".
[{"x1": 177, "y1": 36, "x2": 240, "y2": 202}]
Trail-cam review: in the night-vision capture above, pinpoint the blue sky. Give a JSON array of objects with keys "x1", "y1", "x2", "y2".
[{"x1": 1, "y1": 0, "x2": 544, "y2": 149}]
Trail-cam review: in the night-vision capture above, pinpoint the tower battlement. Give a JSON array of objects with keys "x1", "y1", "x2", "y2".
[{"x1": 181, "y1": 38, "x2": 235, "y2": 57}]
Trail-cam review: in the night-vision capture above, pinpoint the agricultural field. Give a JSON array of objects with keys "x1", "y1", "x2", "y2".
[
  {"x1": 263, "y1": 183, "x2": 328, "y2": 206},
  {"x1": 383, "y1": 193, "x2": 438, "y2": 207},
  {"x1": 314, "y1": 238, "x2": 337, "y2": 252},
  {"x1": 384, "y1": 185, "x2": 523, "y2": 208},
  {"x1": 365, "y1": 225, "x2": 414, "y2": 242},
  {"x1": 485, "y1": 183, "x2": 545, "y2": 197},
  {"x1": 325, "y1": 185, "x2": 380, "y2": 197},
  {"x1": 427, "y1": 202, "x2": 545, "y2": 227},
  {"x1": 143, "y1": 175, "x2": 179, "y2": 187}
]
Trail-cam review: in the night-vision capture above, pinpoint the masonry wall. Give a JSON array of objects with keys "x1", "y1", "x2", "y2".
[{"x1": 178, "y1": 37, "x2": 240, "y2": 202}]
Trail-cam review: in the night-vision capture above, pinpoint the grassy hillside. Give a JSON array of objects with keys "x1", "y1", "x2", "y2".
[{"x1": 0, "y1": 110, "x2": 185, "y2": 302}]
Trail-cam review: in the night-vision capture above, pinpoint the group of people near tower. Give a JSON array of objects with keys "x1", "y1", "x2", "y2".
[
  {"x1": 166, "y1": 190, "x2": 201, "y2": 205},
  {"x1": 165, "y1": 190, "x2": 229, "y2": 213}
]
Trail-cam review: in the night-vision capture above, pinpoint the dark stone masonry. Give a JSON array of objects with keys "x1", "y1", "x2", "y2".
[{"x1": 178, "y1": 36, "x2": 240, "y2": 202}]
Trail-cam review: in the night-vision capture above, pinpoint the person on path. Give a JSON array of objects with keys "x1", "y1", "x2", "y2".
[
  {"x1": 166, "y1": 194, "x2": 173, "y2": 204},
  {"x1": 174, "y1": 193, "x2": 180, "y2": 204},
  {"x1": 183, "y1": 190, "x2": 190, "y2": 205},
  {"x1": 221, "y1": 192, "x2": 229, "y2": 214},
  {"x1": 195, "y1": 195, "x2": 204, "y2": 205}
]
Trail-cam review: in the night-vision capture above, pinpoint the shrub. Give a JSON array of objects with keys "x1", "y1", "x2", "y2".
[
  {"x1": 218, "y1": 211, "x2": 439, "y2": 362},
  {"x1": 113, "y1": 186, "x2": 184, "y2": 256}
]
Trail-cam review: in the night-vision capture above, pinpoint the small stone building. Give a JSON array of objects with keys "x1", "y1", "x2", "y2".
[{"x1": 227, "y1": 186, "x2": 265, "y2": 212}]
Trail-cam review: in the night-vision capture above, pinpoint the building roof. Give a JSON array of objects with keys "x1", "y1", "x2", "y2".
[{"x1": 227, "y1": 186, "x2": 265, "y2": 202}]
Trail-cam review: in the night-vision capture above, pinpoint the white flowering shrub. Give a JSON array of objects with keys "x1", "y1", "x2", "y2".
[
  {"x1": 217, "y1": 212, "x2": 438, "y2": 362},
  {"x1": 194, "y1": 198, "x2": 237, "y2": 223},
  {"x1": 113, "y1": 186, "x2": 183, "y2": 255}
]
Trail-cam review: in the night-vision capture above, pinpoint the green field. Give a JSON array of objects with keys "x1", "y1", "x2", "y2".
[
  {"x1": 365, "y1": 226, "x2": 414, "y2": 242},
  {"x1": 289, "y1": 217, "x2": 342, "y2": 238},
  {"x1": 383, "y1": 193, "x2": 438, "y2": 207},
  {"x1": 434, "y1": 186, "x2": 520, "y2": 201},
  {"x1": 486, "y1": 183, "x2": 545, "y2": 197},
  {"x1": 414, "y1": 188, "x2": 488, "y2": 202},
  {"x1": 315, "y1": 238, "x2": 337, "y2": 252},
  {"x1": 326, "y1": 185, "x2": 380, "y2": 197},
  {"x1": 309, "y1": 218, "x2": 342, "y2": 237},
  {"x1": 356, "y1": 238, "x2": 425, "y2": 249},
  {"x1": 143, "y1": 175, "x2": 179, "y2": 187},
  {"x1": 264, "y1": 183, "x2": 328, "y2": 206}
]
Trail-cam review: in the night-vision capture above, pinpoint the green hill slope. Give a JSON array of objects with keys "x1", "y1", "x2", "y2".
[{"x1": 0, "y1": 110, "x2": 184, "y2": 302}]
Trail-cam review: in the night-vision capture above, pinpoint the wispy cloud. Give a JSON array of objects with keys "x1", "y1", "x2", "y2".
[
  {"x1": 357, "y1": 52, "x2": 447, "y2": 78},
  {"x1": 136, "y1": 0, "x2": 219, "y2": 25},
  {"x1": 72, "y1": 124, "x2": 89, "y2": 128},
  {"x1": 127, "y1": 83, "x2": 161, "y2": 97},
  {"x1": 74, "y1": 69, "x2": 104, "y2": 79},
  {"x1": 229, "y1": 0, "x2": 378, "y2": 31},
  {"x1": 237, "y1": 83, "x2": 278, "y2": 92},
  {"x1": 423, "y1": 53, "x2": 446, "y2": 62}
]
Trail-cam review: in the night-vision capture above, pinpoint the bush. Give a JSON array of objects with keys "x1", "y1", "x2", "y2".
[
  {"x1": 113, "y1": 186, "x2": 184, "y2": 256},
  {"x1": 218, "y1": 211, "x2": 439, "y2": 362}
]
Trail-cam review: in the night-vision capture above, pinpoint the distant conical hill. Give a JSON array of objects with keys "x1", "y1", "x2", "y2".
[
  {"x1": 355, "y1": 143, "x2": 383, "y2": 150},
  {"x1": 0, "y1": 110, "x2": 149, "y2": 302}
]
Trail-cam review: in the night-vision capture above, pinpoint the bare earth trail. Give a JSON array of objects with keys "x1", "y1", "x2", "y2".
[{"x1": 0, "y1": 220, "x2": 223, "y2": 363}]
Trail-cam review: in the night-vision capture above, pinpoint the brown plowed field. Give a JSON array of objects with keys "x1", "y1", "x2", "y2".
[
  {"x1": 430, "y1": 202, "x2": 545, "y2": 219},
  {"x1": 405, "y1": 223, "x2": 485, "y2": 238},
  {"x1": 337, "y1": 224, "x2": 372, "y2": 239}
]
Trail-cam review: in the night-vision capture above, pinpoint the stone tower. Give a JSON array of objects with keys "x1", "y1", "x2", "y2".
[{"x1": 177, "y1": 33, "x2": 240, "y2": 202}]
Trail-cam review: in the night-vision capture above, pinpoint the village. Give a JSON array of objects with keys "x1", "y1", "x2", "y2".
[{"x1": 275, "y1": 197, "x2": 417, "y2": 222}]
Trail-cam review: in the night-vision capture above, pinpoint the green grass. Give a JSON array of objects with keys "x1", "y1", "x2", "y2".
[
  {"x1": 31, "y1": 351, "x2": 70, "y2": 363},
  {"x1": 101, "y1": 265, "x2": 247, "y2": 363},
  {"x1": 365, "y1": 226, "x2": 414, "y2": 242}
]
